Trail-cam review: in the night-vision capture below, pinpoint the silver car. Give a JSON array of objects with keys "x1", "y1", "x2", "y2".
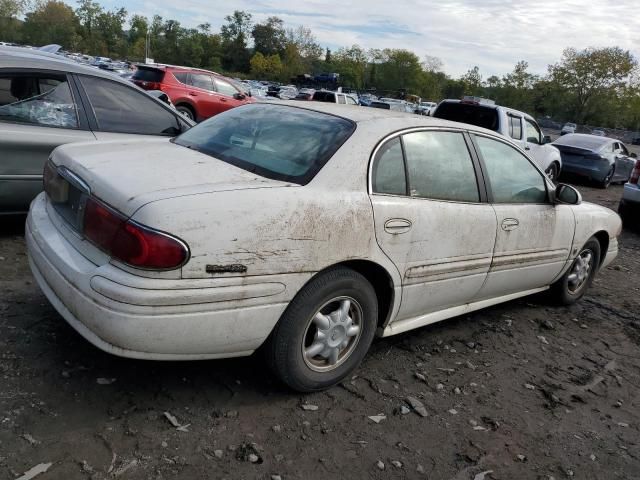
[
  {"x1": 553, "y1": 133, "x2": 637, "y2": 188},
  {"x1": 0, "y1": 47, "x2": 194, "y2": 215}
]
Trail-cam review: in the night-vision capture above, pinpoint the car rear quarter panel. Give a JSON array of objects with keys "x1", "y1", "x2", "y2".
[{"x1": 131, "y1": 186, "x2": 397, "y2": 282}]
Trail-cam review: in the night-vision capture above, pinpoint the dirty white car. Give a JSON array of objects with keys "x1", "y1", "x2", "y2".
[{"x1": 27, "y1": 103, "x2": 621, "y2": 392}]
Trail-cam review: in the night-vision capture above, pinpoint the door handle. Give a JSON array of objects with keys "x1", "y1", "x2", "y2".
[
  {"x1": 501, "y1": 218, "x2": 519, "y2": 231},
  {"x1": 188, "y1": 92, "x2": 198, "y2": 96},
  {"x1": 384, "y1": 218, "x2": 412, "y2": 234},
  {"x1": 525, "y1": 146, "x2": 531, "y2": 151},
  {"x1": 220, "y1": 98, "x2": 227, "y2": 102}
]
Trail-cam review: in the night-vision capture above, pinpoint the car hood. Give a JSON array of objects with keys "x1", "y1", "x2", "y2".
[{"x1": 51, "y1": 137, "x2": 294, "y2": 216}]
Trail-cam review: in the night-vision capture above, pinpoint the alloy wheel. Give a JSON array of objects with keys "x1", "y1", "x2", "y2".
[
  {"x1": 302, "y1": 296, "x2": 363, "y2": 372},
  {"x1": 567, "y1": 248, "x2": 594, "y2": 294}
]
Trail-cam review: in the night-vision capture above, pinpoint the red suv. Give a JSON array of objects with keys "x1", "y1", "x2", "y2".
[{"x1": 132, "y1": 65, "x2": 254, "y2": 121}]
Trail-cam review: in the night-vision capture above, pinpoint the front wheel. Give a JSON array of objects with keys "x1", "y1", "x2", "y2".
[
  {"x1": 550, "y1": 237, "x2": 601, "y2": 305},
  {"x1": 176, "y1": 105, "x2": 195, "y2": 121},
  {"x1": 265, "y1": 267, "x2": 378, "y2": 392}
]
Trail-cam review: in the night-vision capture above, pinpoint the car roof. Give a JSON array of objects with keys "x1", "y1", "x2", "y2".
[
  {"x1": 0, "y1": 46, "x2": 134, "y2": 85},
  {"x1": 137, "y1": 63, "x2": 221, "y2": 76},
  {"x1": 257, "y1": 101, "x2": 501, "y2": 135},
  {"x1": 553, "y1": 133, "x2": 612, "y2": 149},
  {"x1": 438, "y1": 98, "x2": 536, "y2": 122}
]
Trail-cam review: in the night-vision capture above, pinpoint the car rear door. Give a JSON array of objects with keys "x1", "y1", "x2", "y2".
[
  {"x1": 74, "y1": 74, "x2": 188, "y2": 142},
  {"x1": 369, "y1": 129, "x2": 497, "y2": 322},
  {"x1": 212, "y1": 76, "x2": 244, "y2": 113},
  {"x1": 470, "y1": 133, "x2": 574, "y2": 300},
  {"x1": 0, "y1": 70, "x2": 95, "y2": 213}
]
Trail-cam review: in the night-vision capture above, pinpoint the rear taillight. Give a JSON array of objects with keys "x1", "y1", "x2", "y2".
[
  {"x1": 630, "y1": 159, "x2": 640, "y2": 184},
  {"x1": 83, "y1": 197, "x2": 189, "y2": 270}
]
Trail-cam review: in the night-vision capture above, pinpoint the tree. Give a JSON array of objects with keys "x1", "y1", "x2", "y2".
[
  {"x1": 252, "y1": 16, "x2": 285, "y2": 56},
  {"x1": 548, "y1": 47, "x2": 637, "y2": 122},
  {"x1": 22, "y1": 0, "x2": 79, "y2": 48},
  {"x1": 1, "y1": 0, "x2": 30, "y2": 41},
  {"x1": 75, "y1": 0, "x2": 102, "y2": 52},
  {"x1": 460, "y1": 66, "x2": 482, "y2": 95},
  {"x1": 250, "y1": 51, "x2": 282, "y2": 79},
  {"x1": 220, "y1": 10, "x2": 252, "y2": 72},
  {"x1": 422, "y1": 55, "x2": 443, "y2": 73},
  {"x1": 286, "y1": 25, "x2": 322, "y2": 61}
]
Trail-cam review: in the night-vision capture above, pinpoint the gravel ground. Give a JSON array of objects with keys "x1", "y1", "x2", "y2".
[{"x1": 1, "y1": 181, "x2": 639, "y2": 480}]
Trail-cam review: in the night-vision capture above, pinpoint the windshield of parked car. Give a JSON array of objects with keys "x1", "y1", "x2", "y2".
[
  {"x1": 433, "y1": 102, "x2": 499, "y2": 131},
  {"x1": 173, "y1": 104, "x2": 356, "y2": 184}
]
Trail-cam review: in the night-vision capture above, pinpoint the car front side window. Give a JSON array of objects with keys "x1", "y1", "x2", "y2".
[
  {"x1": 0, "y1": 73, "x2": 78, "y2": 129},
  {"x1": 525, "y1": 119, "x2": 541, "y2": 144},
  {"x1": 402, "y1": 131, "x2": 479, "y2": 202},
  {"x1": 214, "y1": 78, "x2": 239, "y2": 97},
  {"x1": 475, "y1": 135, "x2": 547, "y2": 204}
]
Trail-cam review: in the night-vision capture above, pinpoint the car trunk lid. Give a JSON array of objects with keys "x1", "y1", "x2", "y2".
[{"x1": 49, "y1": 138, "x2": 293, "y2": 219}]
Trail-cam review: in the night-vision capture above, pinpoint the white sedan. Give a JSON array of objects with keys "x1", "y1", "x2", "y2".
[{"x1": 27, "y1": 103, "x2": 622, "y2": 392}]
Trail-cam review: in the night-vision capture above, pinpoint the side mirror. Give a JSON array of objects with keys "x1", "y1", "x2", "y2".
[
  {"x1": 542, "y1": 135, "x2": 552, "y2": 144},
  {"x1": 553, "y1": 183, "x2": 582, "y2": 205},
  {"x1": 631, "y1": 152, "x2": 637, "y2": 159},
  {"x1": 233, "y1": 92, "x2": 246, "y2": 100}
]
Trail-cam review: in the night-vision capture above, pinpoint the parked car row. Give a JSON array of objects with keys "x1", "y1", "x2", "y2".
[{"x1": 0, "y1": 46, "x2": 194, "y2": 214}]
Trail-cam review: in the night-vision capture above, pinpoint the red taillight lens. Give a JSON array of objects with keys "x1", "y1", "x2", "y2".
[
  {"x1": 630, "y1": 159, "x2": 640, "y2": 184},
  {"x1": 83, "y1": 197, "x2": 188, "y2": 270}
]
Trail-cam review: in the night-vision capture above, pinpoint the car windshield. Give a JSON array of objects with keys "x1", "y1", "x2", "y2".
[
  {"x1": 173, "y1": 104, "x2": 356, "y2": 184},
  {"x1": 433, "y1": 102, "x2": 499, "y2": 131}
]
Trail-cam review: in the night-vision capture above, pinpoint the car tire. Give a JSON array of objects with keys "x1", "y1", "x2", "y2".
[
  {"x1": 176, "y1": 104, "x2": 196, "y2": 121},
  {"x1": 265, "y1": 267, "x2": 378, "y2": 392},
  {"x1": 545, "y1": 162, "x2": 559, "y2": 183},
  {"x1": 597, "y1": 167, "x2": 614, "y2": 189},
  {"x1": 550, "y1": 237, "x2": 601, "y2": 305}
]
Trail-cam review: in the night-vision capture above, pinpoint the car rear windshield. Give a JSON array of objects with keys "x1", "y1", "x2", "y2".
[
  {"x1": 132, "y1": 68, "x2": 165, "y2": 83},
  {"x1": 173, "y1": 103, "x2": 356, "y2": 185},
  {"x1": 433, "y1": 102, "x2": 499, "y2": 131}
]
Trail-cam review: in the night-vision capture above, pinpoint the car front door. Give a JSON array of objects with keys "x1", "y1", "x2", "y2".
[
  {"x1": 369, "y1": 129, "x2": 497, "y2": 322},
  {"x1": 75, "y1": 74, "x2": 188, "y2": 142},
  {"x1": 213, "y1": 77, "x2": 244, "y2": 114},
  {"x1": 471, "y1": 134, "x2": 574, "y2": 300},
  {"x1": 523, "y1": 117, "x2": 546, "y2": 168},
  {"x1": 613, "y1": 143, "x2": 636, "y2": 182},
  {"x1": 0, "y1": 71, "x2": 95, "y2": 213}
]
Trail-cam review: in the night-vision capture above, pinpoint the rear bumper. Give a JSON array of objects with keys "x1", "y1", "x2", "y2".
[
  {"x1": 561, "y1": 163, "x2": 608, "y2": 181},
  {"x1": 26, "y1": 193, "x2": 307, "y2": 360}
]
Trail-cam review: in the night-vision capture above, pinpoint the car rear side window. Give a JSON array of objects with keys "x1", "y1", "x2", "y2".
[
  {"x1": 79, "y1": 76, "x2": 180, "y2": 135},
  {"x1": 173, "y1": 72, "x2": 188, "y2": 84},
  {"x1": 372, "y1": 137, "x2": 406, "y2": 195},
  {"x1": 403, "y1": 131, "x2": 479, "y2": 202},
  {"x1": 131, "y1": 68, "x2": 164, "y2": 83},
  {"x1": 475, "y1": 135, "x2": 547, "y2": 203},
  {"x1": 508, "y1": 114, "x2": 522, "y2": 140},
  {"x1": 173, "y1": 103, "x2": 355, "y2": 185},
  {"x1": 0, "y1": 73, "x2": 78, "y2": 128},
  {"x1": 433, "y1": 102, "x2": 499, "y2": 131}
]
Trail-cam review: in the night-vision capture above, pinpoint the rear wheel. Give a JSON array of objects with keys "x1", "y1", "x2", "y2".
[
  {"x1": 597, "y1": 167, "x2": 614, "y2": 189},
  {"x1": 550, "y1": 237, "x2": 601, "y2": 305},
  {"x1": 265, "y1": 267, "x2": 378, "y2": 392},
  {"x1": 176, "y1": 104, "x2": 195, "y2": 121}
]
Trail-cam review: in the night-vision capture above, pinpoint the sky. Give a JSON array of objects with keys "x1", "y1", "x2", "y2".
[{"x1": 88, "y1": 0, "x2": 640, "y2": 77}]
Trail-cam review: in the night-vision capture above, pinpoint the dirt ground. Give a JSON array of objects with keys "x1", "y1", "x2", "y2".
[{"x1": 1, "y1": 181, "x2": 639, "y2": 480}]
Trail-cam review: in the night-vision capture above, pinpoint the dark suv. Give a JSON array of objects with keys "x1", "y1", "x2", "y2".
[{"x1": 132, "y1": 65, "x2": 253, "y2": 121}]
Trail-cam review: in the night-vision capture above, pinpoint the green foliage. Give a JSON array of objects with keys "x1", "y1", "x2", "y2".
[
  {"x1": 3, "y1": 2, "x2": 640, "y2": 129},
  {"x1": 23, "y1": 1, "x2": 80, "y2": 49}
]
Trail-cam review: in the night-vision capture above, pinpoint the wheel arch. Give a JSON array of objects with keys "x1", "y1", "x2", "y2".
[
  {"x1": 300, "y1": 260, "x2": 398, "y2": 332},
  {"x1": 593, "y1": 230, "x2": 609, "y2": 267}
]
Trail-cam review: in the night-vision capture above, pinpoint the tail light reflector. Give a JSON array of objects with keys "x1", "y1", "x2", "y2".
[
  {"x1": 83, "y1": 197, "x2": 189, "y2": 270},
  {"x1": 630, "y1": 159, "x2": 640, "y2": 185}
]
